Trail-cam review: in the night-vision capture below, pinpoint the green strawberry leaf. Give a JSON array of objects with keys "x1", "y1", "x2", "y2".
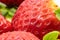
[
  {"x1": 55, "y1": 8, "x2": 60, "y2": 20},
  {"x1": 0, "y1": 2, "x2": 6, "y2": 8},
  {"x1": 10, "y1": 8, "x2": 16, "y2": 13},
  {"x1": 0, "y1": 8, "x2": 8, "y2": 16},
  {"x1": 5, "y1": 14, "x2": 12, "y2": 22},
  {"x1": 0, "y1": 2, "x2": 17, "y2": 22},
  {"x1": 8, "y1": 8, "x2": 16, "y2": 17},
  {"x1": 43, "y1": 31, "x2": 59, "y2": 40}
]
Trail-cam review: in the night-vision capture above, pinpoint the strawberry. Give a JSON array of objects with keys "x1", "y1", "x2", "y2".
[
  {"x1": 0, "y1": 0, "x2": 24, "y2": 7},
  {"x1": 0, "y1": 31, "x2": 40, "y2": 40},
  {"x1": 0, "y1": 14, "x2": 13, "y2": 34},
  {"x1": 12, "y1": 0, "x2": 60, "y2": 40}
]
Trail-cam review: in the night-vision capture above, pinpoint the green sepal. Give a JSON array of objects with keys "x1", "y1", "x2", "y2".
[
  {"x1": 43, "y1": 31, "x2": 59, "y2": 40},
  {"x1": 55, "y1": 8, "x2": 60, "y2": 20},
  {"x1": 0, "y1": 2, "x2": 7, "y2": 8},
  {"x1": 0, "y1": 8, "x2": 8, "y2": 16}
]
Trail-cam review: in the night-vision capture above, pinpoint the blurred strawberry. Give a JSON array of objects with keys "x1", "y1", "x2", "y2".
[
  {"x1": 12, "y1": 0, "x2": 60, "y2": 40},
  {"x1": 0, "y1": 14, "x2": 13, "y2": 34},
  {"x1": 0, "y1": 0, "x2": 24, "y2": 7},
  {"x1": 0, "y1": 31, "x2": 40, "y2": 40}
]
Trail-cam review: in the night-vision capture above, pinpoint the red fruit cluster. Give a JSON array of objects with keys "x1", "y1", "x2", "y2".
[
  {"x1": 0, "y1": 0, "x2": 24, "y2": 7},
  {"x1": 12, "y1": 0, "x2": 60, "y2": 40},
  {"x1": 0, "y1": 14, "x2": 13, "y2": 34},
  {"x1": 0, "y1": 14, "x2": 39, "y2": 40},
  {"x1": 0, "y1": 31, "x2": 40, "y2": 40},
  {"x1": 0, "y1": 0, "x2": 60, "y2": 40}
]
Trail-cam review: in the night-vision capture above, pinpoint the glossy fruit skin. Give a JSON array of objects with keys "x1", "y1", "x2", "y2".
[
  {"x1": 0, "y1": 0, "x2": 24, "y2": 7},
  {"x1": 12, "y1": 0, "x2": 60, "y2": 40},
  {"x1": 0, "y1": 31, "x2": 40, "y2": 40},
  {"x1": 0, "y1": 14, "x2": 13, "y2": 34}
]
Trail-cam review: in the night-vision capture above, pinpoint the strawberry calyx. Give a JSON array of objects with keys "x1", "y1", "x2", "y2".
[
  {"x1": 49, "y1": 0, "x2": 60, "y2": 20},
  {"x1": 0, "y1": 2, "x2": 17, "y2": 22},
  {"x1": 43, "y1": 31, "x2": 60, "y2": 40},
  {"x1": 55, "y1": 8, "x2": 60, "y2": 20}
]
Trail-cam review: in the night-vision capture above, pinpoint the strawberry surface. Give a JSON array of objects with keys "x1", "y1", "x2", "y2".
[
  {"x1": 0, "y1": 14, "x2": 13, "y2": 34},
  {"x1": 12, "y1": 0, "x2": 60, "y2": 40},
  {"x1": 0, "y1": 0, "x2": 24, "y2": 7},
  {"x1": 0, "y1": 31, "x2": 40, "y2": 40}
]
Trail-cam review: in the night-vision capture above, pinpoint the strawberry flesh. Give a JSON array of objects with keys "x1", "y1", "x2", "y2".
[
  {"x1": 0, "y1": 14, "x2": 13, "y2": 34},
  {"x1": 0, "y1": 31, "x2": 40, "y2": 40},
  {"x1": 12, "y1": 0, "x2": 60, "y2": 40}
]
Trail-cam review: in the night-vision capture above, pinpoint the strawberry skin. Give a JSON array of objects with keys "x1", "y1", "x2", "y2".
[
  {"x1": 0, "y1": 14, "x2": 13, "y2": 34},
  {"x1": 0, "y1": 0, "x2": 24, "y2": 7},
  {"x1": 12, "y1": 0, "x2": 60, "y2": 40},
  {"x1": 0, "y1": 31, "x2": 40, "y2": 40}
]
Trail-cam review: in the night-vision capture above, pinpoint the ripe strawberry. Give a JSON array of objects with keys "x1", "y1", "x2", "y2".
[
  {"x1": 12, "y1": 0, "x2": 60, "y2": 40},
  {"x1": 0, "y1": 0, "x2": 24, "y2": 7},
  {"x1": 0, "y1": 14, "x2": 13, "y2": 34},
  {"x1": 0, "y1": 31, "x2": 40, "y2": 40}
]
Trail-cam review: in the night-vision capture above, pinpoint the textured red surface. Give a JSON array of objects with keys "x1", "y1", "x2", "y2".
[
  {"x1": 0, "y1": 31, "x2": 40, "y2": 40},
  {"x1": 0, "y1": 14, "x2": 13, "y2": 34},
  {"x1": 12, "y1": 0, "x2": 60, "y2": 40}
]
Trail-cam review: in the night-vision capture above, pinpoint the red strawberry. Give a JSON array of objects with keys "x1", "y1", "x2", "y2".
[
  {"x1": 12, "y1": 0, "x2": 60, "y2": 40},
  {"x1": 0, "y1": 0, "x2": 24, "y2": 7},
  {"x1": 0, "y1": 14, "x2": 13, "y2": 34},
  {"x1": 0, "y1": 31, "x2": 40, "y2": 40}
]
